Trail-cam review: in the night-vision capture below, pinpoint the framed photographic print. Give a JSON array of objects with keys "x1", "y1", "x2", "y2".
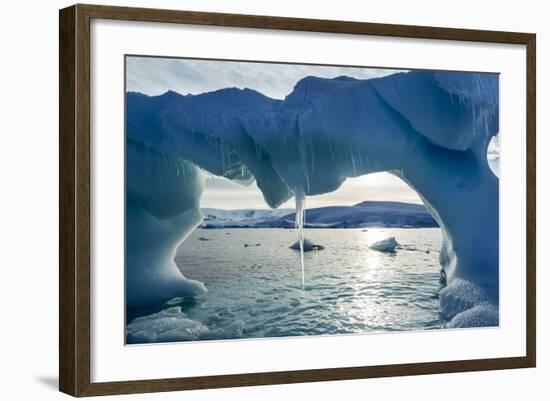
[{"x1": 59, "y1": 4, "x2": 536, "y2": 397}]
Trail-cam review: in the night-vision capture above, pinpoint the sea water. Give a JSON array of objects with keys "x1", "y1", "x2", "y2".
[{"x1": 127, "y1": 227, "x2": 443, "y2": 343}]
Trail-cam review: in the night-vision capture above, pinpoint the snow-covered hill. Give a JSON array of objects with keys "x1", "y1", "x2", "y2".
[
  {"x1": 200, "y1": 208, "x2": 292, "y2": 228},
  {"x1": 200, "y1": 201, "x2": 437, "y2": 229}
]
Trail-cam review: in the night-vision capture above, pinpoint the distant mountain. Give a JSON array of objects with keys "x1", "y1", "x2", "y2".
[
  {"x1": 200, "y1": 208, "x2": 293, "y2": 228},
  {"x1": 200, "y1": 201, "x2": 438, "y2": 229}
]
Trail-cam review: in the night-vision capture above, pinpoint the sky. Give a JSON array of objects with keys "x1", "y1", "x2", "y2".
[
  {"x1": 126, "y1": 56, "x2": 499, "y2": 210},
  {"x1": 126, "y1": 56, "x2": 403, "y2": 99}
]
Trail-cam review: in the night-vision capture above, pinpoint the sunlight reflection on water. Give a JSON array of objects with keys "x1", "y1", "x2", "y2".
[{"x1": 155, "y1": 227, "x2": 444, "y2": 342}]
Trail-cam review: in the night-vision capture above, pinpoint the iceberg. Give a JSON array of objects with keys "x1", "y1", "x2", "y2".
[
  {"x1": 369, "y1": 237, "x2": 399, "y2": 253},
  {"x1": 126, "y1": 140, "x2": 207, "y2": 307},
  {"x1": 289, "y1": 238, "x2": 325, "y2": 252},
  {"x1": 126, "y1": 70, "x2": 499, "y2": 326}
]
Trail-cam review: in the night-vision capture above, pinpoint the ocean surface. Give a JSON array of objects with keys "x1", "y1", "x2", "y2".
[{"x1": 127, "y1": 227, "x2": 444, "y2": 343}]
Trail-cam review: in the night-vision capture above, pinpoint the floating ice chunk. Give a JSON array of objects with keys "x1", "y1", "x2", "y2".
[
  {"x1": 369, "y1": 237, "x2": 399, "y2": 252},
  {"x1": 126, "y1": 307, "x2": 246, "y2": 343},
  {"x1": 289, "y1": 238, "x2": 325, "y2": 252},
  {"x1": 201, "y1": 320, "x2": 245, "y2": 341},
  {"x1": 126, "y1": 307, "x2": 208, "y2": 343}
]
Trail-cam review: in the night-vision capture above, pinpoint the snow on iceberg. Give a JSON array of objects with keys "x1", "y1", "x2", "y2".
[
  {"x1": 369, "y1": 237, "x2": 399, "y2": 252},
  {"x1": 447, "y1": 303, "x2": 499, "y2": 328},
  {"x1": 126, "y1": 70, "x2": 499, "y2": 326}
]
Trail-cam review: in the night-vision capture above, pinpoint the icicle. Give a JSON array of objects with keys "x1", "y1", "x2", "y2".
[{"x1": 295, "y1": 189, "x2": 306, "y2": 290}]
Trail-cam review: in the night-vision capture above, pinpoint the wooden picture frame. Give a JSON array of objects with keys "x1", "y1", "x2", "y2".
[{"x1": 59, "y1": 3, "x2": 536, "y2": 397}]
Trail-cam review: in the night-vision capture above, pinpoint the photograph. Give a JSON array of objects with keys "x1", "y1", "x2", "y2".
[
  {"x1": 53, "y1": 2, "x2": 537, "y2": 397},
  {"x1": 124, "y1": 56, "x2": 500, "y2": 345}
]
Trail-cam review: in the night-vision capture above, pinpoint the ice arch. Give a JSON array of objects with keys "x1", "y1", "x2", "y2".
[{"x1": 126, "y1": 70, "x2": 499, "y2": 327}]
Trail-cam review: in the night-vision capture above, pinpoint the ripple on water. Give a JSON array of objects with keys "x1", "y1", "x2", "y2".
[{"x1": 128, "y1": 227, "x2": 444, "y2": 343}]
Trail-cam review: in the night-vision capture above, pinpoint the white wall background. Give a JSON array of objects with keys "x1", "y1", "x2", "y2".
[{"x1": 0, "y1": 0, "x2": 546, "y2": 400}]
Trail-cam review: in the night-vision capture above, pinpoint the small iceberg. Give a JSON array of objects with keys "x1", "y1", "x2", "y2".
[
  {"x1": 289, "y1": 238, "x2": 325, "y2": 252},
  {"x1": 369, "y1": 237, "x2": 398, "y2": 252}
]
